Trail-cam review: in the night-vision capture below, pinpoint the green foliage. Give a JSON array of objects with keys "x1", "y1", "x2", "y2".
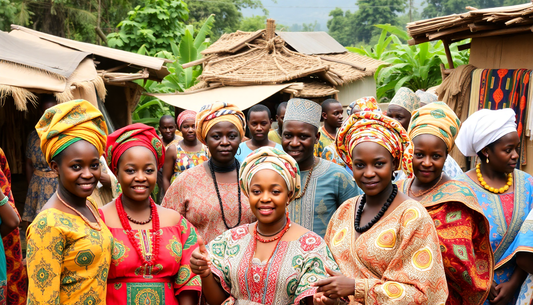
[
  {"x1": 187, "y1": 0, "x2": 267, "y2": 40},
  {"x1": 349, "y1": 25, "x2": 469, "y2": 102},
  {"x1": 327, "y1": 8, "x2": 354, "y2": 46},
  {"x1": 132, "y1": 15, "x2": 215, "y2": 127},
  {"x1": 239, "y1": 15, "x2": 286, "y2": 32},
  {"x1": 422, "y1": 0, "x2": 506, "y2": 18},
  {"x1": 107, "y1": 0, "x2": 189, "y2": 55},
  {"x1": 0, "y1": 0, "x2": 18, "y2": 31}
]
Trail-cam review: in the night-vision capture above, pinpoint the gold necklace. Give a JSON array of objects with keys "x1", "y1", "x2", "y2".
[
  {"x1": 296, "y1": 158, "x2": 317, "y2": 199},
  {"x1": 476, "y1": 163, "x2": 513, "y2": 194},
  {"x1": 56, "y1": 192, "x2": 102, "y2": 231},
  {"x1": 408, "y1": 174, "x2": 443, "y2": 197}
]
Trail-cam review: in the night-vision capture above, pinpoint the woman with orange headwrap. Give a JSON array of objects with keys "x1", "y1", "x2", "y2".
[
  {"x1": 162, "y1": 110, "x2": 209, "y2": 194},
  {"x1": 26, "y1": 100, "x2": 113, "y2": 305},
  {"x1": 162, "y1": 102, "x2": 255, "y2": 243},
  {"x1": 313, "y1": 111, "x2": 448, "y2": 305}
]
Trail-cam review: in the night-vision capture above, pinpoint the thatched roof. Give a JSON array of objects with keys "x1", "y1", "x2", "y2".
[
  {"x1": 188, "y1": 27, "x2": 385, "y2": 98},
  {"x1": 407, "y1": 2, "x2": 533, "y2": 45}
]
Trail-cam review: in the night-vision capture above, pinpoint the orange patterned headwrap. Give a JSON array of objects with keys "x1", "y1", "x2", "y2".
[
  {"x1": 195, "y1": 102, "x2": 246, "y2": 145},
  {"x1": 336, "y1": 111, "x2": 414, "y2": 177}
]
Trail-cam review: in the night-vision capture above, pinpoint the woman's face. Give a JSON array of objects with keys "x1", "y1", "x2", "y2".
[
  {"x1": 484, "y1": 131, "x2": 520, "y2": 174},
  {"x1": 412, "y1": 134, "x2": 447, "y2": 184},
  {"x1": 351, "y1": 142, "x2": 396, "y2": 196},
  {"x1": 117, "y1": 146, "x2": 157, "y2": 202},
  {"x1": 387, "y1": 105, "x2": 411, "y2": 131},
  {"x1": 206, "y1": 121, "x2": 241, "y2": 164},
  {"x1": 180, "y1": 118, "x2": 197, "y2": 142},
  {"x1": 248, "y1": 169, "x2": 291, "y2": 224},
  {"x1": 51, "y1": 140, "x2": 101, "y2": 198}
]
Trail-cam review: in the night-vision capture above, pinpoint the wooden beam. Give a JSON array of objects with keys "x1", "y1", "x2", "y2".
[
  {"x1": 408, "y1": 36, "x2": 429, "y2": 45},
  {"x1": 320, "y1": 56, "x2": 366, "y2": 71},
  {"x1": 426, "y1": 25, "x2": 471, "y2": 40},
  {"x1": 458, "y1": 42, "x2": 471, "y2": 51},
  {"x1": 451, "y1": 24, "x2": 533, "y2": 42},
  {"x1": 443, "y1": 39, "x2": 455, "y2": 69},
  {"x1": 181, "y1": 57, "x2": 207, "y2": 69}
]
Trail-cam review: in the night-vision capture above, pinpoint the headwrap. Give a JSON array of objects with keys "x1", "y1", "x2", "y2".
[
  {"x1": 105, "y1": 123, "x2": 165, "y2": 175},
  {"x1": 336, "y1": 111, "x2": 414, "y2": 177},
  {"x1": 284, "y1": 98, "x2": 321, "y2": 129},
  {"x1": 36, "y1": 99, "x2": 108, "y2": 164},
  {"x1": 177, "y1": 110, "x2": 197, "y2": 129},
  {"x1": 347, "y1": 96, "x2": 381, "y2": 115},
  {"x1": 239, "y1": 147, "x2": 301, "y2": 202},
  {"x1": 390, "y1": 87, "x2": 421, "y2": 113},
  {"x1": 415, "y1": 89, "x2": 438, "y2": 104},
  {"x1": 195, "y1": 102, "x2": 246, "y2": 145},
  {"x1": 455, "y1": 108, "x2": 517, "y2": 157},
  {"x1": 408, "y1": 102, "x2": 461, "y2": 153}
]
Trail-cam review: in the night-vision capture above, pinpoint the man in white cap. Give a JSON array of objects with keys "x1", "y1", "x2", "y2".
[{"x1": 282, "y1": 98, "x2": 360, "y2": 237}]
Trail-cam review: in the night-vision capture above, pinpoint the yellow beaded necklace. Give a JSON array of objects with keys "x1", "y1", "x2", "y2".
[{"x1": 476, "y1": 163, "x2": 513, "y2": 194}]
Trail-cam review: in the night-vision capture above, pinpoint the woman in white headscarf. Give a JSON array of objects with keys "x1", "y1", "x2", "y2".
[{"x1": 456, "y1": 108, "x2": 533, "y2": 305}]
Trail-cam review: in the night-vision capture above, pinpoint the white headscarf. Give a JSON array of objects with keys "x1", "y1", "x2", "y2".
[{"x1": 455, "y1": 108, "x2": 517, "y2": 157}]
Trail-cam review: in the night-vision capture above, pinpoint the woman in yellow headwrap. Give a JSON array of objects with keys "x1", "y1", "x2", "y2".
[
  {"x1": 190, "y1": 146, "x2": 339, "y2": 305},
  {"x1": 26, "y1": 100, "x2": 113, "y2": 305},
  {"x1": 162, "y1": 102, "x2": 255, "y2": 243},
  {"x1": 396, "y1": 102, "x2": 494, "y2": 305},
  {"x1": 313, "y1": 111, "x2": 448, "y2": 305}
]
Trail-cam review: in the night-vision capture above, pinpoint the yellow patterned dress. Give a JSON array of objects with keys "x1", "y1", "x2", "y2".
[
  {"x1": 26, "y1": 205, "x2": 113, "y2": 304},
  {"x1": 325, "y1": 198, "x2": 449, "y2": 304}
]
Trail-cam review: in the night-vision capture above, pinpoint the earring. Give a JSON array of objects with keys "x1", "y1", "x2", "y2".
[{"x1": 486, "y1": 156, "x2": 489, "y2": 164}]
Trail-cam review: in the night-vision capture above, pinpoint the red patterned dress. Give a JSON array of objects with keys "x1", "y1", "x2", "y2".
[
  {"x1": 101, "y1": 212, "x2": 201, "y2": 305},
  {"x1": 0, "y1": 148, "x2": 27, "y2": 305}
]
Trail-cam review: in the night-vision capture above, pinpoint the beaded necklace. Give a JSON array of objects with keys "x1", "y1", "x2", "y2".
[
  {"x1": 354, "y1": 184, "x2": 398, "y2": 233},
  {"x1": 116, "y1": 195, "x2": 160, "y2": 268},
  {"x1": 209, "y1": 159, "x2": 242, "y2": 230},
  {"x1": 408, "y1": 174, "x2": 443, "y2": 197}
]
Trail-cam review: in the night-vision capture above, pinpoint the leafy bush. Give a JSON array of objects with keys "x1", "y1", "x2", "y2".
[{"x1": 349, "y1": 24, "x2": 470, "y2": 102}]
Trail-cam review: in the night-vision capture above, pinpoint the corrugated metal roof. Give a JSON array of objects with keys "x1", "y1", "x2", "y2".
[{"x1": 276, "y1": 31, "x2": 347, "y2": 55}]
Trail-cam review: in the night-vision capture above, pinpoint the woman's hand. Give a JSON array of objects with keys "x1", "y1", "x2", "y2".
[
  {"x1": 312, "y1": 268, "x2": 355, "y2": 299},
  {"x1": 313, "y1": 292, "x2": 339, "y2": 305},
  {"x1": 488, "y1": 281, "x2": 498, "y2": 302},
  {"x1": 190, "y1": 236, "x2": 211, "y2": 278},
  {"x1": 490, "y1": 280, "x2": 519, "y2": 305}
]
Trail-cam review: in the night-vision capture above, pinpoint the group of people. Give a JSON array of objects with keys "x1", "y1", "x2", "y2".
[{"x1": 0, "y1": 84, "x2": 530, "y2": 305}]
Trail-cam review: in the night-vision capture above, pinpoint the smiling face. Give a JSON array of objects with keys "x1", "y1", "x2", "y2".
[
  {"x1": 117, "y1": 146, "x2": 157, "y2": 202},
  {"x1": 282, "y1": 121, "x2": 319, "y2": 165},
  {"x1": 180, "y1": 118, "x2": 197, "y2": 142},
  {"x1": 205, "y1": 121, "x2": 241, "y2": 164},
  {"x1": 248, "y1": 110, "x2": 272, "y2": 142},
  {"x1": 387, "y1": 105, "x2": 411, "y2": 131},
  {"x1": 158, "y1": 117, "x2": 176, "y2": 143},
  {"x1": 412, "y1": 134, "x2": 447, "y2": 184},
  {"x1": 323, "y1": 102, "x2": 344, "y2": 128},
  {"x1": 483, "y1": 131, "x2": 520, "y2": 174},
  {"x1": 248, "y1": 169, "x2": 291, "y2": 224},
  {"x1": 351, "y1": 142, "x2": 396, "y2": 196},
  {"x1": 51, "y1": 140, "x2": 101, "y2": 198}
]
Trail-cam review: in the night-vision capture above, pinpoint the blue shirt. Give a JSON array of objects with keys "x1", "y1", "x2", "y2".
[{"x1": 235, "y1": 142, "x2": 284, "y2": 164}]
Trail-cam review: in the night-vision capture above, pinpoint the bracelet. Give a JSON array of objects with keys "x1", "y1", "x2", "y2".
[{"x1": 0, "y1": 196, "x2": 8, "y2": 207}]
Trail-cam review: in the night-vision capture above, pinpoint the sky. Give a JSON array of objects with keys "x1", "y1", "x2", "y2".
[{"x1": 242, "y1": 0, "x2": 424, "y2": 32}]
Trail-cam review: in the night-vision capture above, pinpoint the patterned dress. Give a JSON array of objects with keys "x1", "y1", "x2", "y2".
[
  {"x1": 314, "y1": 127, "x2": 335, "y2": 157},
  {"x1": 101, "y1": 213, "x2": 201, "y2": 305},
  {"x1": 325, "y1": 198, "x2": 449, "y2": 304},
  {"x1": 397, "y1": 180, "x2": 493, "y2": 305},
  {"x1": 207, "y1": 225, "x2": 339, "y2": 305},
  {"x1": 0, "y1": 148, "x2": 27, "y2": 305},
  {"x1": 162, "y1": 165, "x2": 255, "y2": 243},
  {"x1": 26, "y1": 207, "x2": 113, "y2": 304},
  {"x1": 458, "y1": 170, "x2": 533, "y2": 304},
  {"x1": 23, "y1": 131, "x2": 58, "y2": 222},
  {"x1": 170, "y1": 143, "x2": 209, "y2": 184}
]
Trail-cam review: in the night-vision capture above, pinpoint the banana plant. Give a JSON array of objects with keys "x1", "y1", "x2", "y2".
[{"x1": 132, "y1": 14, "x2": 215, "y2": 127}]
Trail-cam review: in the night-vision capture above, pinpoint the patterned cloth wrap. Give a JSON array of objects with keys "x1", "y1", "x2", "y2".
[
  {"x1": 36, "y1": 99, "x2": 108, "y2": 164},
  {"x1": 408, "y1": 101, "x2": 461, "y2": 153},
  {"x1": 177, "y1": 110, "x2": 197, "y2": 129},
  {"x1": 416, "y1": 89, "x2": 438, "y2": 104},
  {"x1": 347, "y1": 96, "x2": 381, "y2": 115},
  {"x1": 390, "y1": 87, "x2": 421, "y2": 113},
  {"x1": 336, "y1": 111, "x2": 414, "y2": 177},
  {"x1": 105, "y1": 123, "x2": 165, "y2": 175},
  {"x1": 195, "y1": 102, "x2": 246, "y2": 145},
  {"x1": 455, "y1": 108, "x2": 517, "y2": 157},
  {"x1": 239, "y1": 147, "x2": 301, "y2": 202}
]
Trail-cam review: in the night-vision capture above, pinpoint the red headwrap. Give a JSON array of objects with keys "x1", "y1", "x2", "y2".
[
  {"x1": 177, "y1": 110, "x2": 197, "y2": 129},
  {"x1": 105, "y1": 123, "x2": 165, "y2": 175}
]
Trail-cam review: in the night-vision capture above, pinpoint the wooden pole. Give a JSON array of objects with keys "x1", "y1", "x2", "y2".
[
  {"x1": 266, "y1": 19, "x2": 276, "y2": 40},
  {"x1": 443, "y1": 39, "x2": 455, "y2": 69}
]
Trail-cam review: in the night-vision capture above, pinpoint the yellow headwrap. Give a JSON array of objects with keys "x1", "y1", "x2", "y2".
[
  {"x1": 36, "y1": 100, "x2": 108, "y2": 164},
  {"x1": 195, "y1": 102, "x2": 246, "y2": 145},
  {"x1": 408, "y1": 102, "x2": 461, "y2": 153}
]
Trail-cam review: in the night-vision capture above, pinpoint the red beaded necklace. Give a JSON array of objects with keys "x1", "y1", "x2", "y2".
[
  {"x1": 116, "y1": 194, "x2": 160, "y2": 267},
  {"x1": 247, "y1": 216, "x2": 291, "y2": 293}
]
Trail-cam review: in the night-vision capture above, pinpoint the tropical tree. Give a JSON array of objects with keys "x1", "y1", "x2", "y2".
[
  {"x1": 132, "y1": 15, "x2": 215, "y2": 126},
  {"x1": 349, "y1": 24, "x2": 470, "y2": 101}
]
